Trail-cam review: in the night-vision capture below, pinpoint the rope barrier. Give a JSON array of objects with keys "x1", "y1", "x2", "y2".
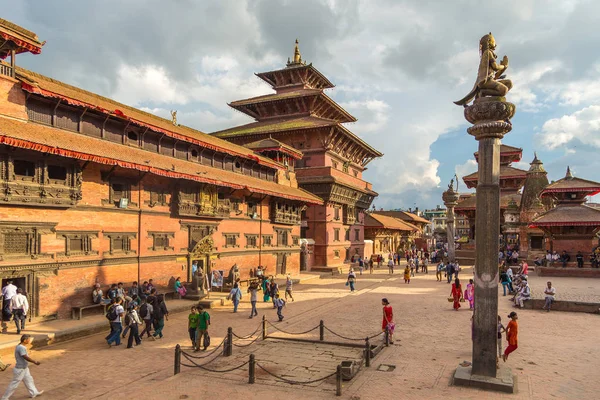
[
  {"x1": 323, "y1": 326, "x2": 383, "y2": 341},
  {"x1": 181, "y1": 350, "x2": 222, "y2": 367},
  {"x1": 265, "y1": 321, "x2": 320, "y2": 335},
  {"x1": 181, "y1": 358, "x2": 250, "y2": 373},
  {"x1": 179, "y1": 337, "x2": 226, "y2": 359},
  {"x1": 232, "y1": 323, "x2": 262, "y2": 340},
  {"x1": 232, "y1": 335, "x2": 261, "y2": 348},
  {"x1": 255, "y1": 362, "x2": 337, "y2": 385}
]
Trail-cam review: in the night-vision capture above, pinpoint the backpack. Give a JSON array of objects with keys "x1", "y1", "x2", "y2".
[
  {"x1": 106, "y1": 305, "x2": 117, "y2": 321},
  {"x1": 124, "y1": 313, "x2": 132, "y2": 326},
  {"x1": 202, "y1": 331, "x2": 210, "y2": 348},
  {"x1": 140, "y1": 303, "x2": 149, "y2": 319}
]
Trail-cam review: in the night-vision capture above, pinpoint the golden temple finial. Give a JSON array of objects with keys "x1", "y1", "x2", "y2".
[
  {"x1": 565, "y1": 166, "x2": 573, "y2": 179},
  {"x1": 287, "y1": 39, "x2": 304, "y2": 66}
]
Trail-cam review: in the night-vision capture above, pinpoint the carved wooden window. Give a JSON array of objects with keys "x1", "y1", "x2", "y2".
[
  {"x1": 334, "y1": 207, "x2": 340, "y2": 221},
  {"x1": 55, "y1": 105, "x2": 79, "y2": 132},
  {"x1": 148, "y1": 232, "x2": 174, "y2": 251},
  {"x1": 345, "y1": 229, "x2": 350, "y2": 241},
  {"x1": 247, "y1": 199, "x2": 258, "y2": 217},
  {"x1": 0, "y1": 221, "x2": 56, "y2": 261},
  {"x1": 146, "y1": 187, "x2": 169, "y2": 207},
  {"x1": 334, "y1": 229, "x2": 340, "y2": 242},
  {"x1": 292, "y1": 236, "x2": 299, "y2": 246},
  {"x1": 57, "y1": 231, "x2": 98, "y2": 257},
  {"x1": 47, "y1": 165, "x2": 67, "y2": 184},
  {"x1": 126, "y1": 130, "x2": 140, "y2": 146},
  {"x1": 223, "y1": 233, "x2": 239, "y2": 248},
  {"x1": 275, "y1": 229, "x2": 289, "y2": 247},
  {"x1": 104, "y1": 120, "x2": 123, "y2": 143},
  {"x1": 262, "y1": 235, "x2": 272, "y2": 247},
  {"x1": 245, "y1": 234, "x2": 258, "y2": 249},
  {"x1": 342, "y1": 162, "x2": 349, "y2": 173},
  {"x1": 232, "y1": 200, "x2": 241, "y2": 213},
  {"x1": 81, "y1": 113, "x2": 103, "y2": 138},
  {"x1": 355, "y1": 229, "x2": 360, "y2": 241},
  {"x1": 13, "y1": 160, "x2": 36, "y2": 181},
  {"x1": 104, "y1": 232, "x2": 136, "y2": 255},
  {"x1": 26, "y1": 97, "x2": 53, "y2": 125},
  {"x1": 104, "y1": 180, "x2": 136, "y2": 208}
]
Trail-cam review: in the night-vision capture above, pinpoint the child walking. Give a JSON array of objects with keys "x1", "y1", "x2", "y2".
[
  {"x1": 502, "y1": 311, "x2": 518, "y2": 362},
  {"x1": 274, "y1": 294, "x2": 285, "y2": 321},
  {"x1": 404, "y1": 265, "x2": 411, "y2": 284}
]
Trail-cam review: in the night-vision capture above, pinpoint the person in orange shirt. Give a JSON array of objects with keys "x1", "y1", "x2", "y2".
[{"x1": 502, "y1": 311, "x2": 519, "y2": 362}]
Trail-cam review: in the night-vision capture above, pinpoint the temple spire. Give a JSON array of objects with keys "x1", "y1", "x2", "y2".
[
  {"x1": 565, "y1": 166, "x2": 573, "y2": 180},
  {"x1": 287, "y1": 39, "x2": 304, "y2": 66}
]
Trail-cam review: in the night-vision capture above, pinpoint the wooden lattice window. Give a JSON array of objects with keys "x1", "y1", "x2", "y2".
[
  {"x1": 26, "y1": 97, "x2": 53, "y2": 125},
  {"x1": 104, "y1": 232, "x2": 136, "y2": 256},
  {"x1": 276, "y1": 229, "x2": 289, "y2": 247},
  {"x1": 57, "y1": 231, "x2": 98, "y2": 257},
  {"x1": 247, "y1": 199, "x2": 258, "y2": 217},
  {"x1": 223, "y1": 233, "x2": 239, "y2": 248},
  {"x1": 148, "y1": 232, "x2": 174, "y2": 251},
  {"x1": 0, "y1": 222, "x2": 56, "y2": 261},
  {"x1": 355, "y1": 229, "x2": 360, "y2": 241},
  {"x1": 4, "y1": 233, "x2": 29, "y2": 255},
  {"x1": 334, "y1": 229, "x2": 340, "y2": 242},
  {"x1": 13, "y1": 160, "x2": 36, "y2": 181},
  {"x1": 245, "y1": 234, "x2": 258, "y2": 248},
  {"x1": 345, "y1": 229, "x2": 350, "y2": 241},
  {"x1": 292, "y1": 236, "x2": 299, "y2": 246},
  {"x1": 334, "y1": 207, "x2": 340, "y2": 221},
  {"x1": 262, "y1": 235, "x2": 272, "y2": 247},
  {"x1": 146, "y1": 187, "x2": 169, "y2": 207}
]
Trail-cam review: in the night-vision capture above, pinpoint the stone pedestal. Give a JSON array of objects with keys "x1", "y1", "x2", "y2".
[
  {"x1": 464, "y1": 97, "x2": 516, "y2": 378},
  {"x1": 453, "y1": 365, "x2": 515, "y2": 393}
]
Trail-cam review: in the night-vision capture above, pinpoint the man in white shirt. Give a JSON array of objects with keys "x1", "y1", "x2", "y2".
[
  {"x1": 2, "y1": 281, "x2": 17, "y2": 322},
  {"x1": 515, "y1": 277, "x2": 531, "y2": 308},
  {"x1": 9, "y1": 289, "x2": 29, "y2": 334},
  {"x1": 543, "y1": 281, "x2": 556, "y2": 312},
  {"x1": 1, "y1": 334, "x2": 43, "y2": 399},
  {"x1": 106, "y1": 298, "x2": 125, "y2": 347}
]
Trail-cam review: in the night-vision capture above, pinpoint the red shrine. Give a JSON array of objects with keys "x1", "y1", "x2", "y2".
[{"x1": 213, "y1": 40, "x2": 382, "y2": 270}]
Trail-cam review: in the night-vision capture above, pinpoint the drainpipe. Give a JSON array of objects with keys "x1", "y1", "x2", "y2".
[{"x1": 137, "y1": 172, "x2": 146, "y2": 283}]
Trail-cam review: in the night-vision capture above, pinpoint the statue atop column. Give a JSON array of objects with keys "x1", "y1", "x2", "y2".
[{"x1": 454, "y1": 33, "x2": 513, "y2": 106}]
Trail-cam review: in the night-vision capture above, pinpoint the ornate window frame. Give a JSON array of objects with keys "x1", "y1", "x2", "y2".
[
  {"x1": 103, "y1": 232, "x2": 137, "y2": 256},
  {"x1": 56, "y1": 231, "x2": 99, "y2": 257},
  {"x1": 245, "y1": 234, "x2": 259, "y2": 249},
  {"x1": 145, "y1": 187, "x2": 169, "y2": 207},
  {"x1": 147, "y1": 231, "x2": 175, "y2": 251},
  {"x1": 262, "y1": 235, "x2": 273, "y2": 247},
  {"x1": 0, "y1": 221, "x2": 57, "y2": 261},
  {"x1": 223, "y1": 233, "x2": 240, "y2": 248}
]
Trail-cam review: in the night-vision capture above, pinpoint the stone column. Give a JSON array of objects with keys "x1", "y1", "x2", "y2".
[
  {"x1": 464, "y1": 98, "x2": 515, "y2": 377},
  {"x1": 442, "y1": 185, "x2": 460, "y2": 263}
]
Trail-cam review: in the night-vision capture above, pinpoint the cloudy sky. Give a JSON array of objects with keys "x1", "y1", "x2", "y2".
[{"x1": 6, "y1": 0, "x2": 600, "y2": 209}]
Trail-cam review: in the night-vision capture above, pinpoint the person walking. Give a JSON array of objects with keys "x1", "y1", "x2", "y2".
[
  {"x1": 502, "y1": 311, "x2": 519, "y2": 362},
  {"x1": 106, "y1": 298, "x2": 124, "y2": 347},
  {"x1": 274, "y1": 294, "x2": 285, "y2": 321},
  {"x1": 500, "y1": 268, "x2": 511, "y2": 296},
  {"x1": 403, "y1": 265, "x2": 410, "y2": 284},
  {"x1": 1, "y1": 281, "x2": 17, "y2": 323},
  {"x1": 450, "y1": 278, "x2": 463, "y2": 311},
  {"x1": 369, "y1": 259, "x2": 374, "y2": 274},
  {"x1": 9, "y1": 289, "x2": 28, "y2": 334},
  {"x1": 0, "y1": 335, "x2": 43, "y2": 399},
  {"x1": 125, "y1": 304, "x2": 142, "y2": 349},
  {"x1": 284, "y1": 275, "x2": 294, "y2": 302},
  {"x1": 195, "y1": 306, "x2": 210, "y2": 351},
  {"x1": 261, "y1": 278, "x2": 271, "y2": 303},
  {"x1": 227, "y1": 283, "x2": 242, "y2": 313},
  {"x1": 358, "y1": 257, "x2": 364, "y2": 275},
  {"x1": 436, "y1": 262, "x2": 444, "y2": 282},
  {"x1": 152, "y1": 294, "x2": 168, "y2": 340},
  {"x1": 464, "y1": 279, "x2": 475, "y2": 310},
  {"x1": 347, "y1": 269, "x2": 357, "y2": 292},
  {"x1": 542, "y1": 281, "x2": 556, "y2": 312},
  {"x1": 248, "y1": 281, "x2": 260, "y2": 318},
  {"x1": 139, "y1": 297, "x2": 154, "y2": 339},
  {"x1": 447, "y1": 262, "x2": 454, "y2": 283},
  {"x1": 187, "y1": 306, "x2": 199, "y2": 348},
  {"x1": 387, "y1": 258, "x2": 394, "y2": 274},
  {"x1": 269, "y1": 278, "x2": 279, "y2": 309},
  {"x1": 381, "y1": 298, "x2": 395, "y2": 344},
  {"x1": 409, "y1": 259, "x2": 415, "y2": 277}
]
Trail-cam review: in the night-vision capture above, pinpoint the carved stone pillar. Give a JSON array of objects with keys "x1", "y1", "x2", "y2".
[
  {"x1": 442, "y1": 184, "x2": 460, "y2": 263},
  {"x1": 464, "y1": 98, "x2": 516, "y2": 378}
]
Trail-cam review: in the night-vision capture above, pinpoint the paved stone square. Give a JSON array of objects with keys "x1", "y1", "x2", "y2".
[{"x1": 0, "y1": 265, "x2": 598, "y2": 399}]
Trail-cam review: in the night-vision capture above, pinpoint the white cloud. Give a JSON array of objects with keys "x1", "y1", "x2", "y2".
[
  {"x1": 339, "y1": 99, "x2": 390, "y2": 134},
  {"x1": 537, "y1": 105, "x2": 600, "y2": 150}
]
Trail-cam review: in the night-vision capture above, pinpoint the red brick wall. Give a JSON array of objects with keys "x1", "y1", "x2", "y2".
[{"x1": 0, "y1": 76, "x2": 27, "y2": 120}]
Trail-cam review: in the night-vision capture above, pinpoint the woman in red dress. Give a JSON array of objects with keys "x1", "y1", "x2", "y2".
[
  {"x1": 450, "y1": 278, "x2": 463, "y2": 310},
  {"x1": 382, "y1": 298, "x2": 395, "y2": 343}
]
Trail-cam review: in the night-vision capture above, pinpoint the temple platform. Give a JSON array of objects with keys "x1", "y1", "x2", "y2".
[
  {"x1": 520, "y1": 298, "x2": 600, "y2": 313},
  {"x1": 537, "y1": 267, "x2": 600, "y2": 278}
]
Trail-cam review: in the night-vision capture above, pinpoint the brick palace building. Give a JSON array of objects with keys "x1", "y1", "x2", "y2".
[
  {"x1": 213, "y1": 41, "x2": 382, "y2": 270},
  {"x1": 0, "y1": 20, "x2": 323, "y2": 320}
]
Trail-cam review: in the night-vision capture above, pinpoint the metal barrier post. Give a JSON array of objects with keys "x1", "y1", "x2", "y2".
[
  {"x1": 262, "y1": 315, "x2": 267, "y2": 340},
  {"x1": 365, "y1": 337, "x2": 371, "y2": 367},
  {"x1": 336, "y1": 364, "x2": 342, "y2": 396},
  {"x1": 249, "y1": 354, "x2": 255, "y2": 384},
  {"x1": 319, "y1": 320, "x2": 324, "y2": 341},
  {"x1": 174, "y1": 344, "x2": 181, "y2": 375},
  {"x1": 225, "y1": 327, "x2": 233, "y2": 356},
  {"x1": 385, "y1": 326, "x2": 390, "y2": 346}
]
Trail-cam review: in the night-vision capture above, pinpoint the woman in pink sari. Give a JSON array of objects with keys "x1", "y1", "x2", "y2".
[
  {"x1": 464, "y1": 279, "x2": 474, "y2": 309},
  {"x1": 382, "y1": 298, "x2": 395, "y2": 343}
]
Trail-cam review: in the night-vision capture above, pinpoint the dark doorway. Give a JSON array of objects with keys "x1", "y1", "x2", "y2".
[
  {"x1": 300, "y1": 249, "x2": 307, "y2": 271},
  {"x1": 2, "y1": 277, "x2": 27, "y2": 322},
  {"x1": 276, "y1": 253, "x2": 287, "y2": 275}
]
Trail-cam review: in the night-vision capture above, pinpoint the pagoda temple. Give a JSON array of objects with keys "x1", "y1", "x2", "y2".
[
  {"x1": 213, "y1": 40, "x2": 382, "y2": 270},
  {"x1": 455, "y1": 144, "x2": 528, "y2": 245},
  {"x1": 530, "y1": 167, "x2": 600, "y2": 264}
]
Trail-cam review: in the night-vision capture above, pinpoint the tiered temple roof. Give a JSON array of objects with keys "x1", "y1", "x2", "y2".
[
  {"x1": 364, "y1": 213, "x2": 419, "y2": 232},
  {"x1": 0, "y1": 18, "x2": 45, "y2": 57},
  {"x1": 371, "y1": 210, "x2": 430, "y2": 228}
]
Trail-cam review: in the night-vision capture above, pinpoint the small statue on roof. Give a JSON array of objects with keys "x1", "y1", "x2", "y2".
[
  {"x1": 170, "y1": 110, "x2": 178, "y2": 126},
  {"x1": 454, "y1": 33, "x2": 513, "y2": 106}
]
